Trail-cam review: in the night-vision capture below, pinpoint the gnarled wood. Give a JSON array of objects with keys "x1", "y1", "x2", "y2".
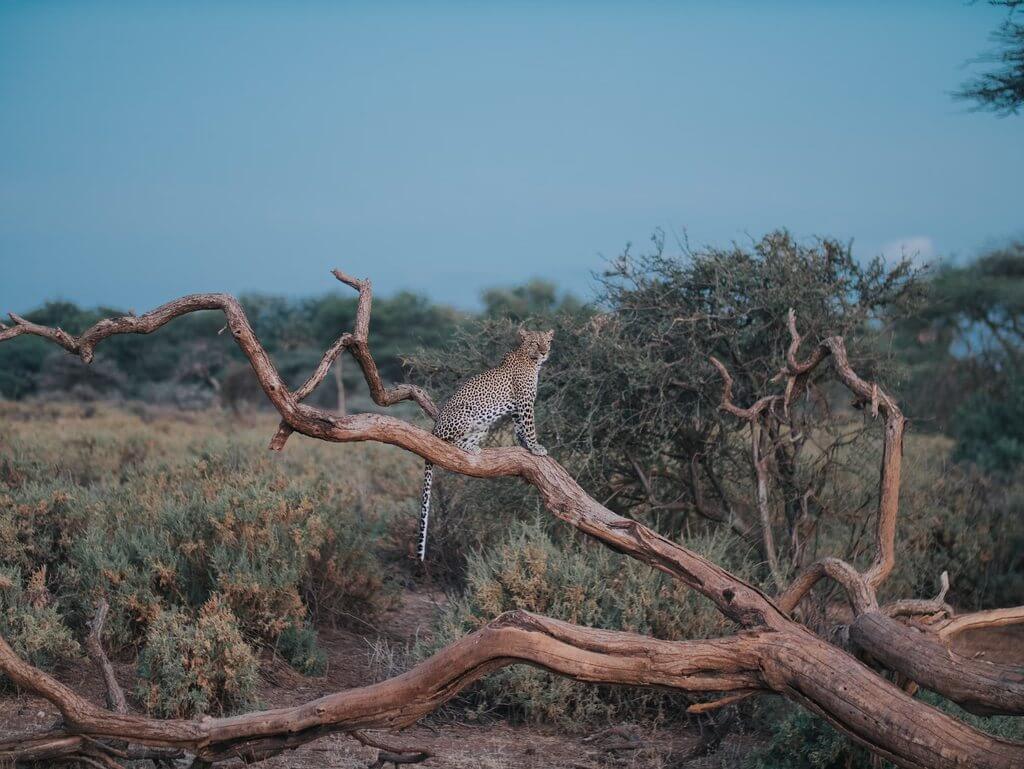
[
  {"x1": 0, "y1": 612, "x2": 765, "y2": 762},
  {"x1": 269, "y1": 270, "x2": 438, "y2": 450},
  {"x1": 850, "y1": 611, "x2": 1024, "y2": 716},
  {"x1": 2, "y1": 281, "x2": 1022, "y2": 769},
  {"x1": 85, "y1": 599, "x2": 128, "y2": 716}
]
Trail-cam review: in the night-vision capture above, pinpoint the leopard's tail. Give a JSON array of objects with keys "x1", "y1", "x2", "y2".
[{"x1": 418, "y1": 461, "x2": 434, "y2": 561}]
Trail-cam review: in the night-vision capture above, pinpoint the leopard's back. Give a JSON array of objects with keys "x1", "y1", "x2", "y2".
[{"x1": 433, "y1": 364, "x2": 519, "y2": 447}]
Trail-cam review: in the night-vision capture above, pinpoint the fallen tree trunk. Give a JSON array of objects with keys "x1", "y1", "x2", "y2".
[
  {"x1": 2, "y1": 274, "x2": 1022, "y2": 769},
  {"x1": 2, "y1": 611, "x2": 1022, "y2": 768},
  {"x1": 1, "y1": 612, "x2": 763, "y2": 761},
  {"x1": 850, "y1": 610, "x2": 1024, "y2": 716}
]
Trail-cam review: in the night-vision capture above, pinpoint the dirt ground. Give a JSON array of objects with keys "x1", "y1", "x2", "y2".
[{"x1": 0, "y1": 589, "x2": 743, "y2": 769}]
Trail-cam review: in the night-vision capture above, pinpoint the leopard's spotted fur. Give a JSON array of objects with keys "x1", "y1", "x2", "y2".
[{"x1": 418, "y1": 328, "x2": 553, "y2": 560}]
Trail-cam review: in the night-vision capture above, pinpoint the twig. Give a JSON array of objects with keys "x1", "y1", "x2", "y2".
[{"x1": 85, "y1": 599, "x2": 128, "y2": 715}]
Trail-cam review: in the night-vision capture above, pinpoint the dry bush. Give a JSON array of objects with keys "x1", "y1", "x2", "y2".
[
  {"x1": 425, "y1": 520, "x2": 760, "y2": 726},
  {"x1": 0, "y1": 565, "x2": 79, "y2": 683},
  {"x1": 0, "y1": 402, "x2": 417, "y2": 709},
  {"x1": 135, "y1": 595, "x2": 259, "y2": 718}
]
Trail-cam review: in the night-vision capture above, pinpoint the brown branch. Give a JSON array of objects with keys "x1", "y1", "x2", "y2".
[
  {"x1": 351, "y1": 730, "x2": 432, "y2": 765},
  {"x1": 0, "y1": 312, "x2": 79, "y2": 351},
  {"x1": 3, "y1": 284, "x2": 1023, "y2": 769},
  {"x1": 751, "y1": 421, "x2": 784, "y2": 588},
  {"x1": 686, "y1": 689, "x2": 758, "y2": 714},
  {"x1": 0, "y1": 611, "x2": 765, "y2": 763},
  {"x1": 708, "y1": 356, "x2": 780, "y2": 421},
  {"x1": 708, "y1": 358, "x2": 784, "y2": 585},
  {"x1": 882, "y1": 572, "x2": 952, "y2": 619},
  {"x1": 712, "y1": 324, "x2": 1017, "y2": 717},
  {"x1": 764, "y1": 311, "x2": 905, "y2": 617},
  {"x1": 777, "y1": 566, "x2": 1024, "y2": 717},
  {"x1": 850, "y1": 611, "x2": 1024, "y2": 716},
  {"x1": 776, "y1": 557, "x2": 878, "y2": 616},
  {"x1": 85, "y1": 599, "x2": 128, "y2": 715},
  {"x1": 269, "y1": 269, "x2": 438, "y2": 450},
  {"x1": 935, "y1": 605, "x2": 1024, "y2": 640}
]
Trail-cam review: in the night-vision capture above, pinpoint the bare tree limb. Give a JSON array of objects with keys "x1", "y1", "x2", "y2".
[
  {"x1": 351, "y1": 730, "x2": 432, "y2": 767},
  {"x1": 882, "y1": 572, "x2": 952, "y2": 619},
  {"x1": 0, "y1": 611, "x2": 765, "y2": 762},
  {"x1": 708, "y1": 357, "x2": 784, "y2": 585},
  {"x1": 268, "y1": 270, "x2": 438, "y2": 450},
  {"x1": 936, "y1": 605, "x2": 1024, "y2": 640},
  {"x1": 85, "y1": 599, "x2": 128, "y2": 715},
  {"x1": 850, "y1": 611, "x2": 1024, "y2": 716},
  {"x1": 2, "y1": 284, "x2": 1022, "y2": 769},
  {"x1": 777, "y1": 310, "x2": 906, "y2": 591}
]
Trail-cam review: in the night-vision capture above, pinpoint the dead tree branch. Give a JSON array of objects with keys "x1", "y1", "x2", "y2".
[
  {"x1": 935, "y1": 605, "x2": 1024, "y2": 640},
  {"x1": 713, "y1": 311, "x2": 1024, "y2": 719},
  {"x1": 1, "y1": 282, "x2": 1022, "y2": 769},
  {"x1": 268, "y1": 270, "x2": 437, "y2": 450},
  {"x1": 85, "y1": 599, "x2": 128, "y2": 715},
  {"x1": 708, "y1": 357, "x2": 785, "y2": 586},
  {"x1": 0, "y1": 612, "x2": 766, "y2": 763},
  {"x1": 850, "y1": 611, "x2": 1024, "y2": 716}
]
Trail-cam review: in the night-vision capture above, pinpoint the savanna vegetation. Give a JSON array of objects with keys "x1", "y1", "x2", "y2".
[{"x1": 0, "y1": 231, "x2": 1022, "y2": 768}]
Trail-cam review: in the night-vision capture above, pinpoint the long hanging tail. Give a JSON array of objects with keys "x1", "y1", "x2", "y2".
[{"x1": 418, "y1": 461, "x2": 434, "y2": 561}]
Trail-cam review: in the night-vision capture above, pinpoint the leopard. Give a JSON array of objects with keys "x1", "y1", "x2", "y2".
[{"x1": 417, "y1": 328, "x2": 554, "y2": 561}]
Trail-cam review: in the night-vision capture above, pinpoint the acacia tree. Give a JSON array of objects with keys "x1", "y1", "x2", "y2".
[
  {"x1": 958, "y1": 0, "x2": 1024, "y2": 115},
  {"x1": 411, "y1": 232, "x2": 922, "y2": 588},
  {"x1": 0, "y1": 270, "x2": 1022, "y2": 769}
]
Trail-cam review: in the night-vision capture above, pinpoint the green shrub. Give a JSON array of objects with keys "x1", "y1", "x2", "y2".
[
  {"x1": 276, "y1": 622, "x2": 327, "y2": 676},
  {"x1": 951, "y1": 377, "x2": 1024, "y2": 474},
  {"x1": 917, "y1": 690, "x2": 1024, "y2": 743},
  {"x1": 0, "y1": 565, "x2": 79, "y2": 679},
  {"x1": 0, "y1": 404, "x2": 412, "y2": 695},
  {"x1": 745, "y1": 704, "x2": 874, "y2": 769},
  {"x1": 136, "y1": 595, "x2": 259, "y2": 718},
  {"x1": 426, "y1": 520, "x2": 760, "y2": 726}
]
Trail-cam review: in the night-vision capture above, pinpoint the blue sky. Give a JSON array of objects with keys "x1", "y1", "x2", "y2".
[{"x1": 1, "y1": 1, "x2": 1021, "y2": 313}]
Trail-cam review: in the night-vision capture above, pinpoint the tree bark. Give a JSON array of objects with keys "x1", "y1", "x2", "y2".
[{"x1": 850, "y1": 611, "x2": 1024, "y2": 716}]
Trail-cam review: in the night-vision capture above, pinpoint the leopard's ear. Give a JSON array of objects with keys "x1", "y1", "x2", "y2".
[
  {"x1": 544, "y1": 329, "x2": 555, "y2": 342},
  {"x1": 517, "y1": 326, "x2": 529, "y2": 342}
]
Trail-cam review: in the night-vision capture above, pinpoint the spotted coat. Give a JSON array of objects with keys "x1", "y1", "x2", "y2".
[{"x1": 418, "y1": 328, "x2": 553, "y2": 560}]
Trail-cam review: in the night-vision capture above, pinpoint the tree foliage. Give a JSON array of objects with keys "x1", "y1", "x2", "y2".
[
  {"x1": 411, "y1": 231, "x2": 923, "y2": 589},
  {"x1": 0, "y1": 292, "x2": 462, "y2": 408},
  {"x1": 958, "y1": 1, "x2": 1024, "y2": 115}
]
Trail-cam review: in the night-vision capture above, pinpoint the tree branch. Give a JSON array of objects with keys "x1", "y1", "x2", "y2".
[
  {"x1": 850, "y1": 612, "x2": 1024, "y2": 716},
  {"x1": 85, "y1": 599, "x2": 128, "y2": 716},
  {"x1": 935, "y1": 605, "x2": 1024, "y2": 640},
  {"x1": 268, "y1": 269, "x2": 438, "y2": 450},
  {"x1": 0, "y1": 611, "x2": 764, "y2": 763},
  {"x1": 2, "y1": 282, "x2": 1022, "y2": 769}
]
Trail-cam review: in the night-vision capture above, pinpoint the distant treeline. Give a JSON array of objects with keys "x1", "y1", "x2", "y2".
[
  {"x1": 1, "y1": 238, "x2": 1021, "y2": 469},
  {"x1": 0, "y1": 278, "x2": 582, "y2": 413}
]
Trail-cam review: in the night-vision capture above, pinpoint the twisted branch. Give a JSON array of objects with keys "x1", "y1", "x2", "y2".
[
  {"x1": 268, "y1": 269, "x2": 438, "y2": 450},
  {"x1": 2, "y1": 282, "x2": 1022, "y2": 769},
  {"x1": 0, "y1": 612, "x2": 764, "y2": 763}
]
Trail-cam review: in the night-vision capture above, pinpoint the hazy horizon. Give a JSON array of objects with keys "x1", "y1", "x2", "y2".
[{"x1": 2, "y1": 2, "x2": 1022, "y2": 314}]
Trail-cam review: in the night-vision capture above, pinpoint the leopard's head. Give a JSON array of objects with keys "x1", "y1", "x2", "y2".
[{"x1": 517, "y1": 328, "x2": 554, "y2": 365}]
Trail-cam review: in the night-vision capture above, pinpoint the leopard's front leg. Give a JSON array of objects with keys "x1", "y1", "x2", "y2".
[{"x1": 513, "y1": 402, "x2": 547, "y2": 456}]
